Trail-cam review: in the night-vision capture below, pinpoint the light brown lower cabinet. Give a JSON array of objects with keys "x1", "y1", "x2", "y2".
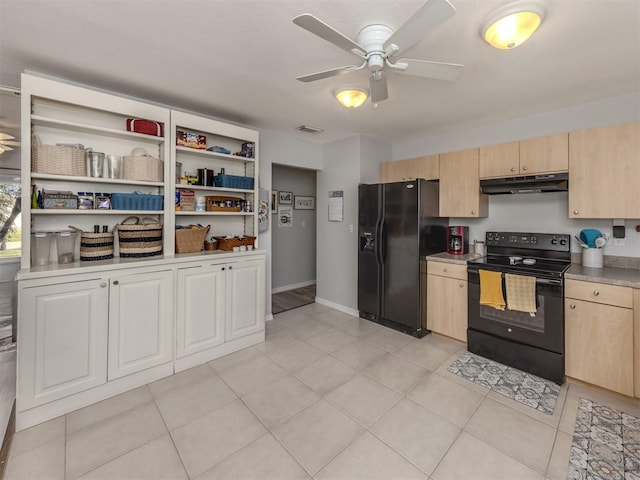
[
  {"x1": 565, "y1": 281, "x2": 634, "y2": 397},
  {"x1": 426, "y1": 261, "x2": 467, "y2": 342},
  {"x1": 635, "y1": 289, "x2": 640, "y2": 398}
]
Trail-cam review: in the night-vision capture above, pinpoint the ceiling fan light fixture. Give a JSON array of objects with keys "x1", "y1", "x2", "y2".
[
  {"x1": 481, "y1": 2, "x2": 546, "y2": 49},
  {"x1": 334, "y1": 87, "x2": 369, "y2": 108}
]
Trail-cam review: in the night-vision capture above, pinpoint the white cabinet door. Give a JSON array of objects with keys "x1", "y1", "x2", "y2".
[
  {"x1": 108, "y1": 269, "x2": 173, "y2": 380},
  {"x1": 225, "y1": 259, "x2": 265, "y2": 341},
  {"x1": 19, "y1": 279, "x2": 109, "y2": 410},
  {"x1": 176, "y1": 264, "x2": 225, "y2": 358}
]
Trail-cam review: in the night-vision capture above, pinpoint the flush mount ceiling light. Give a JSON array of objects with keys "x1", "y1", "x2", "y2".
[
  {"x1": 334, "y1": 87, "x2": 369, "y2": 108},
  {"x1": 481, "y1": 1, "x2": 546, "y2": 49}
]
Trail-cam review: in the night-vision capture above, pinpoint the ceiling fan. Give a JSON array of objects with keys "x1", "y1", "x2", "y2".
[
  {"x1": 0, "y1": 133, "x2": 19, "y2": 154},
  {"x1": 293, "y1": 0, "x2": 463, "y2": 104}
]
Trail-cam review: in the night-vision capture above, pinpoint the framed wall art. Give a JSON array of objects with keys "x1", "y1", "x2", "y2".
[
  {"x1": 294, "y1": 196, "x2": 315, "y2": 210},
  {"x1": 271, "y1": 190, "x2": 277, "y2": 213},
  {"x1": 278, "y1": 191, "x2": 293, "y2": 205}
]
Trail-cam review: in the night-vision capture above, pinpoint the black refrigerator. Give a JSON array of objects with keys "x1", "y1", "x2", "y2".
[{"x1": 358, "y1": 179, "x2": 447, "y2": 337}]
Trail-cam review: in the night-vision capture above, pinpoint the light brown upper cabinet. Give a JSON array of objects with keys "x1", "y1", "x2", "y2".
[
  {"x1": 569, "y1": 121, "x2": 640, "y2": 219},
  {"x1": 479, "y1": 134, "x2": 568, "y2": 179},
  {"x1": 380, "y1": 155, "x2": 439, "y2": 183},
  {"x1": 439, "y1": 148, "x2": 488, "y2": 218}
]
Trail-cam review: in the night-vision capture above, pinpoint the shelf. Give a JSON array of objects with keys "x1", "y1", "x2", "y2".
[
  {"x1": 174, "y1": 184, "x2": 253, "y2": 194},
  {"x1": 175, "y1": 211, "x2": 254, "y2": 216},
  {"x1": 175, "y1": 146, "x2": 254, "y2": 163},
  {"x1": 31, "y1": 115, "x2": 165, "y2": 143},
  {"x1": 31, "y1": 209, "x2": 164, "y2": 215},
  {"x1": 32, "y1": 173, "x2": 164, "y2": 188}
]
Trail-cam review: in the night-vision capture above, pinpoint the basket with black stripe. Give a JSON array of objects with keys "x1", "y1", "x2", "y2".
[{"x1": 115, "y1": 216, "x2": 163, "y2": 258}]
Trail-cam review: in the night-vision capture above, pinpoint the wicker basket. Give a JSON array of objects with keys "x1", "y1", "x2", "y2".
[
  {"x1": 214, "y1": 235, "x2": 256, "y2": 251},
  {"x1": 175, "y1": 225, "x2": 210, "y2": 254},
  {"x1": 32, "y1": 135, "x2": 86, "y2": 176},
  {"x1": 116, "y1": 216, "x2": 163, "y2": 258},
  {"x1": 123, "y1": 148, "x2": 163, "y2": 182},
  {"x1": 70, "y1": 226, "x2": 114, "y2": 261}
]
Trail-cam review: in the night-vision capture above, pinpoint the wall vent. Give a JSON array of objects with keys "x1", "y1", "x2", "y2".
[{"x1": 296, "y1": 125, "x2": 323, "y2": 134}]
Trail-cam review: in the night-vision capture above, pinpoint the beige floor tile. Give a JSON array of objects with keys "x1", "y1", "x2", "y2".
[
  {"x1": 195, "y1": 433, "x2": 310, "y2": 480},
  {"x1": 271, "y1": 310, "x2": 314, "y2": 329},
  {"x1": 331, "y1": 339, "x2": 386, "y2": 370},
  {"x1": 293, "y1": 356, "x2": 356, "y2": 396},
  {"x1": 419, "y1": 333, "x2": 466, "y2": 354},
  {"x1": 208, "y1": 345, "x2": 262, "y2": 373},
  {"x1": 171, "y1": 399, "x2": 266, "y2": 479},
  {"x1": 363, "y1": 353, "x2": 429, "y2": 394},
  {"x1": 545, "y1": 430, "x2": 572, "y2": 480},
  {"x1": 286, "y1": 318, "x2": 331, "y2": 340},
  {"x1": 431, "y1": 431, "x2": 544, "y2": 480},
  {"x1": 76, "y1": 434, "x2": 188, "y2": 480},
  {"x1": 242, "y1": 375, "x2": 320, "y2": 428},
  {"x1": 216, "y1": 353, "x2": 287, "y2": 396},
  {"x1": 66, "y1": 386, "x2": 153, "y2": 434},
  {"x1": 370, "y1": 398, "x2": 460, "y2": 475},
  {"x1": 4, "y1": 437, "x2": 65, "y2": 480},
  {"x1": 317, "y1": 312, "x2": 381, "y2": 338},
  {"x1": 296, "y1": 302, "x2": 329, "y2": 315},
  {"x1": 362, "y1": 327, "x2": 416, "y2": 352},
  {"x1": 465, "y1": 398, "x2": 556, "y2": 474},
  {"x1": 395, "y1": 341, "x2": 452, "y2": 371},
  {"x1": 272, "y1": 399, "x2": 364, "y2": 476},
  {"x1": 266, "y1": 339, "x2": 326, "y2": 371},
  {"x1": 432, "y1": 351, "x2": 493, "y2": 396},
  {"x1": 254, "y1": 328, "x2": 299, "y2": 355},
  {"x1": 305, "y1": 327, "x2": 357, "y2": 353},
  {"x1": 408, "y1": 373, "x2": 484, "y2": 428},
  {"x1": 66, "y1": 401, "x2": 167, "y2": 480},
  {"x1": 154, "y1": 371, "x2": 237, "y2": 430},
  {"x1": 326, "y1": 374, "x2": 402, "y2": 427},
  {"x1": 148, "y1": 363, "x2": 212, "y2": 398},
  {"x1": 10, "y1": 415, "x2": 65, "y2": 458},
  {"x1": 315, "y1": 432, "x2": 427, "y2": 480}
]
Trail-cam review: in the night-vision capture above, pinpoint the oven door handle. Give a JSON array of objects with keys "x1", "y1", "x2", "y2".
[{"x1": 467, "y1": 269, "x2": 562, "y2": 286}]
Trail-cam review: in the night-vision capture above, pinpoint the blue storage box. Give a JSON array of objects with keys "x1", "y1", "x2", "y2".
[
  {"x1": 213, "y1": 174, "x2": 254, "y2": 190},
  {"x1": 111, "y1": 193, "x2": 164, "y2": 211}
]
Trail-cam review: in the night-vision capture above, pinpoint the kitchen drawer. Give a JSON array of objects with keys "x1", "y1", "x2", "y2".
[
  {"x1": 565, "y1": 279, "x2": 633, "y2": 308},
  {"x1": 427, "y1": 261, "x2": 467, "y2": 281}
]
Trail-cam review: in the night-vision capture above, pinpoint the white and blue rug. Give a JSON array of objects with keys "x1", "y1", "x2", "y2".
[
  {"x1": 448, "y1": 351, "x2": 560, "y2": 415},
  {"x1": 567, "y1": 398, "x2": 640, "y2": 480}
]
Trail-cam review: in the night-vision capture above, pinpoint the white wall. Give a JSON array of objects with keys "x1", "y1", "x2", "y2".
[
  {"x1": 360, "y1": 136, "x2": 391, "y2": 184},
  {"x1": 392, "y1": 92, "x2": 640, "y2": 259},
  {"x1": 272, "y1": 164, "x2": 317, "y2": 291}
]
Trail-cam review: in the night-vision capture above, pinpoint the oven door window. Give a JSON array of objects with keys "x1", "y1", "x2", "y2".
[{"x1": 479, "y1": 296, "x2": 545, "y2": 333}]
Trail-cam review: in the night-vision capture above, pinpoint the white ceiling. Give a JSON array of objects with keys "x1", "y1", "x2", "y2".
[{"x1": 0, "y1": 0, "x2": 639, "y2": 149}]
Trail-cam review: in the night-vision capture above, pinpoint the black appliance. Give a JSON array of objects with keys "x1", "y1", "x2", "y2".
[
  {"x1": 447, "y1": 226, "x2": 469, "y2": 255},
  {"x1": 358, "y1": 180, "x2": 447, "y2": 337},
  {"x1": 467, "y1": 231, "x2": 571, "y2": 384},
  {"x1": 480, "y1": 173, "x2": 569, "y2": 195}
]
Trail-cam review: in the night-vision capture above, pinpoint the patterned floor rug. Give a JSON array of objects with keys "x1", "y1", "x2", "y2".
[
  {"x1": 448, "y1": 351, "x2": 560, "y2": 415},
  {"x1": 567, "y1": 398, "x2": 640, "y2": 480}
]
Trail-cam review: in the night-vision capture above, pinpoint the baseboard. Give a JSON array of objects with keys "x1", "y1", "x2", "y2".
[
  {"x1": 314, "y1": 297, "x2": 359, "y2": 318},
  {"x1": 271, "y1": 280, "x2": 315, "y2": 294},
  {"x1": 0, "y1": 401, "x2": 15, "y2": 479},
  {"x1": 265, "y1": 314, "x2": 274, "y2": 322}
]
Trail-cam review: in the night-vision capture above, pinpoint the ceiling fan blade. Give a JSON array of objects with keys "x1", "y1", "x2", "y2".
[
  {"x1": 384, "y1": 0, "x2": 455, "y2": 57},
  {"x1": 296, "y1": 65, "x2": 359, "y2": 83},
  {"x1": 370, "y1": 72, "x2": 389, "y2": 103},
  {"x1": 0, "y1": 144, "x2": 13, "y2": 152},
  {"x1": 293, "y1": 14, "x2": 365, "y2": 56},
  {"x1": 397, "y1": 58, "x2": 463, "y2": 81},
  {"x1": 0, "y1": 141, "x2": 20, "y2": 147}
]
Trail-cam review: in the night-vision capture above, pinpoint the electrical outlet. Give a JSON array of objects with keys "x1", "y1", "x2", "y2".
[{"x1": 614, "y1": 238, "x2": 625, "y2": 246}]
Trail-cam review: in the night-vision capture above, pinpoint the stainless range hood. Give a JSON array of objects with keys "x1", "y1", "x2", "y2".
[{"x1": 480, "y1": 173, "x2": 568, "y2": 195}]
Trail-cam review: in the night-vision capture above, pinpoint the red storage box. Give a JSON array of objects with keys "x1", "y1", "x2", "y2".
[{"x1": 126, "y1": 118, "x2": 164, "y2": 137}]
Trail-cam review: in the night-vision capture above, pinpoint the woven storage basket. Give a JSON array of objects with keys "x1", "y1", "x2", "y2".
[
  {"x1": 70, "y1": 226, "x2": 115, "y2": 261},
  {"x1": 214, "y1": 235, "x2": 256, "y2": 251},
  {"x1": 175, "y1": 225, "x2": 210, "y2": 254},
  {"x1": 116, "y1": 216, "x2": 163, "y2": 258},
  {"x1": 123, "y1": 148, "x2": 163, "y2": 182},
  {"x1": 32, "y1": 135, "x2": 86, "y2": 176}
]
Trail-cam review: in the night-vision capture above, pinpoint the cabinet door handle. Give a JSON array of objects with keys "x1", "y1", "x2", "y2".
[
  {"x1": 573, "y1": 210, "x2": 579, "y2": 215},
  {"x1": 443, "y1": 268, "x2": 448, "y2": 272},
  {"x1": 100, "y1": 282, "x2": 107, "y2": 288},
  {"x1": 222, "y1": 267, "x2": 225, "y2": 271},
  {"x1": 593, "y1": 290, "x2": 600, "y2": 296},
  {"x1": 522, "y1": 166, "x2": 528, "y2": 171},
  {"x1": 113, "y1": 280, "x2": 119, "y2": 285},
  {"x1": 229, "y1": 266, "x2": 233, "y2": 270},
  {"x1": 459, "y1": 283, "x2": 464, "y2": 288},
  {"x1": 569, "y1": 304, "x2": 576, "y2": 309},
  {"x1": 471, "y1": 210, "x2": 476, "y2": 215},
  {"x1": 510, "y1": 167, "x2": 515, "y2": 172}
]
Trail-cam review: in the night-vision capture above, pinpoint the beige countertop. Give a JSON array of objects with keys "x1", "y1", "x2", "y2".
[
  {"x1": 426, "y1": 252, "x2": 479, "y2": 265},
  {"x1": 566, "y1": 264, "x2": 640, "y2": 289}
]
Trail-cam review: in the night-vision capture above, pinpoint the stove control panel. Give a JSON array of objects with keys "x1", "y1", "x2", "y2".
[{"x1": 485, "y1": 232, "x2": 571, "y2": 252}]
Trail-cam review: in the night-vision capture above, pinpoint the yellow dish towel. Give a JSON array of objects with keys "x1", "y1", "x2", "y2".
[
  {"x1": 479, "y1": 269, "x2": 506, "y2": 311},
  {"x1": 505, "y1": 273, "x2": 537, "y2": 313}
]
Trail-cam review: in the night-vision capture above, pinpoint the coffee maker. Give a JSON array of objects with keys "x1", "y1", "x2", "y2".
[{"x1": 447, "y1": 226, "x2": 469, "y2": 255}]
